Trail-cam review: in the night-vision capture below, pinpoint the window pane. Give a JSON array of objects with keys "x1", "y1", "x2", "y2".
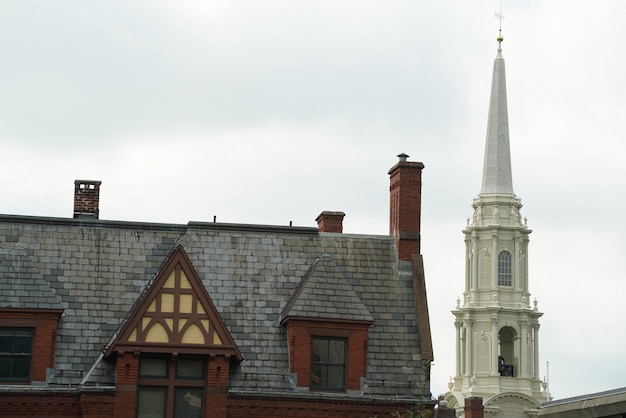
[
  {"x1": 176, "y1": 359, "x2": 203, "y2": 379},
  {"x1": 140, "y1": 358, "x2": 168, "y2": 378},
  {"x1": 498, "y1": 251, "x2": 512, "y2": 286},
  {"x1": 0, "y1": 330, "x2": 12, "y2": 353},
  {"x1": 311, "y1": 339, "x2": 326, "y2": 363},
  {"x1": 328, "y1": 340, "x2": 345, "y2": 364},
  {"x1": 310, "y1": 364, "x2": 323, "y2": 388},
  {"x1": 137, "y1": 387, "x2": 167, "y2": 418},
  {"x1": 0, "y1": 358, "x2": 10, "y2": 378},
  {"x1": 12, "y1": 357, "x2": 31, "y2": 379},
  {"x1": 174, "y1": 388, "x2": 203, "y2": 418},
  {"x1": 327, "y1": 365, "x2": 345, "y2": 390},
  {"x1": 14, "y1": 333, "x2": 33, "y2": 354}
]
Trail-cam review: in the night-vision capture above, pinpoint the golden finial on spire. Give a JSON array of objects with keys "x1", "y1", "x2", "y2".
[{"x1": 495, "y1": 8, "x2": 505, "y2": 50}]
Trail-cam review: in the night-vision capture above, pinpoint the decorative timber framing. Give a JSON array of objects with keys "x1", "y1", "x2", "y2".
[{"x1": 105, "y1": 245, "x2": 242, "y2": 360}]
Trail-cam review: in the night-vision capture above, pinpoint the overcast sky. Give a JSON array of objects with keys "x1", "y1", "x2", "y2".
[{"x1": 2, "y1": 1, "x2": 625, "y2": 401}]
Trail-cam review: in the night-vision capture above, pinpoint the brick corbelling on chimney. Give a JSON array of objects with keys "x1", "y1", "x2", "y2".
[
  {"x1": 316, "y1": 211, "x2": 345, "y2": 233},
  {"x1": 388, "y1": 154, "x2": 424, "y2": 261},
  {"x1": 74, "y1": 180, "x2": 102, "y2": 219}
]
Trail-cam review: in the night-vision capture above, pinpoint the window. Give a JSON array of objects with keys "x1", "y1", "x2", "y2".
[
  {"x1": 136, "y1": 356, "x2": 205, "y2": 418},
  {"x1": 498, "y1": 251, "x2": 512, "y2": 286},
  {"x1": 310, "y1": 337, "x2": 346, "y2": 391},
  {"x1": 0, "y1": 328, "x2": 33, "y2": 383}
]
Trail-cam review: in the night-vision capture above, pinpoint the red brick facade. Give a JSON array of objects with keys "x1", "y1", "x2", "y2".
[
  {"x1": 227, "y1": 395, "x2": 430, "y2": 418},
  {"x1": 0, "y1": 389, "x2": 435, "y2": 418},
  {"x1": 0, "y1": 390, "x2": 115, "y2": 418}
]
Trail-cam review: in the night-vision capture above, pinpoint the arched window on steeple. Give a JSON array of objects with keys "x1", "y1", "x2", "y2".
[{"x1": 498, "y1": 251, "x2": 512, "y2": 286}]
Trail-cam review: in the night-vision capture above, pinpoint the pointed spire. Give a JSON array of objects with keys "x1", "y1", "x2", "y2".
[{"x1": 479, "y1": 30, "x2": 515, "y2": 196}]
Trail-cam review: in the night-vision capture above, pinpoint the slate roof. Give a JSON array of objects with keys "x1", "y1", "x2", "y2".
[
  {"x1": 280, "y1": 254, "x2": 374, "y2": 323},
  {"x1": 0, "y1": 214, "x2": 429, "y2": 399},
  {"x1": 0, "y1": 244, "x2": 63, "y2": 310}
]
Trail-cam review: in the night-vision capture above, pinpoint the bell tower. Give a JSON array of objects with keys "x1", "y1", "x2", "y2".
[{"x1": 445, "y1": 29, "x2": 550, "y2": 417}]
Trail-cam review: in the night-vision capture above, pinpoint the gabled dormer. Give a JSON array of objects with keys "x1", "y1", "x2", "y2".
[
  {"x1": 107, "y1": 246, "x2": 241, "y2": 359},
  {"x1": 280, "y1": 255, "x2": 373, "y2": 393},
  {"x1": 107, "y1": 246, "x2": 241, "y2": 418}
]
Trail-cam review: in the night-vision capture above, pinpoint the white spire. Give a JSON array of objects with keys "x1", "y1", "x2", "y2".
[{"x1": 479, "y1": 34, "x2": 515, "y2": 196}]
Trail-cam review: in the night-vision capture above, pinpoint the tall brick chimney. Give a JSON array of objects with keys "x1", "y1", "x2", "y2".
[
  {"x1": 388, "y1": 153, "x2": 424, "y2": 261},
  {"x1": 316, "y1": 211, "x2": 345, "y2": 233},
  {"x1": 74, "y1": 180, "x2": 102, "y2": 219}
]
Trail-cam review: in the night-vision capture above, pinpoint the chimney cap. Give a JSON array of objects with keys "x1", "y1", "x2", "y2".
[
  {"x1": 74, "y1": 180, "x2": 102, "y2": 189},
  {"x1": 397, "y1": 153, "x2": 409, "y2": 162},
  {"x1": 315, "y1": 211, "x2": 346, "y2": 221}
]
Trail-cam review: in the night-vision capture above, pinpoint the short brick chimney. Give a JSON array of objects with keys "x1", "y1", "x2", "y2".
[
  {"x1": 388, "y1": 153, "x2": 424, "y2": 261},
  {"x1": 73, "y1": 180, "x2": 102, "y2": 219},
  {"x1": 464, "y1": 397, "x2": 484, "y2": 418},
  {"x1": 434, "y1": 399, "x2": 456, "y2": 418},
  {"x1": 316, "y1": 211, "x2": 345, "y2": 233}
]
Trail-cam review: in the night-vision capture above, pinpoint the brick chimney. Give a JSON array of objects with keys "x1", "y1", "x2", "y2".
[
  {"x1": 316, "y1": 211, "x2": 345, "y2": 233},
  {"x1": 388, "y1": 153, "x2": 424, "y2": 261},
  {"x1": 73, "y1": 180, "x2": 102, "y2": 219},
  {"x1": 464, "y1": 397, "x2": 484, "y2": 418},
  {"x1": 434, "y1": 398, "x2": 456, "y2": 418}
]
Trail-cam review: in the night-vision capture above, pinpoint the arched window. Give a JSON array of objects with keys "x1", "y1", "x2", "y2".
[
  {"x1": 498, "y1": 251, "x2": 512, "y2": 286},
  {"x1": 498, "y1": 326, "x2": 517, "y2": 377}
]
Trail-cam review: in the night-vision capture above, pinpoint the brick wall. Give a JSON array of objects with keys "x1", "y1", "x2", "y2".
[
  {"x1": 79, "y1": 391, "x2": 115, "y2": 418},
  {"x1": 0, "y1": 390, "x2": 114, "y2": 418},
  {"x1": 0, "y1": 385, "x2": 434, "y2": 418},
  {"x1": 228, "y1": 395, "x2": 432, "y2": 418},
  {"x1": 112, "y1": 352, "x2": 139, "y2": 418}
]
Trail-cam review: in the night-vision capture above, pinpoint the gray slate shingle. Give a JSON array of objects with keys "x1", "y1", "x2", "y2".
[{"x1": 0, "y1": 216, "x2": 428, "y2": 397}]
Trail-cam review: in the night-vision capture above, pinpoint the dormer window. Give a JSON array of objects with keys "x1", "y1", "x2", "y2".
[
  {"x1": 0, "y1": 328, "x2": 33, "y2": 383},
  {"x1": 0, "y1": 309, "x2": 62, "y2": 385},
  {"x1": 136, "y1": 355, "x2": 205, "y2": 418},
  {"x1": 498, "y1": 251, "x2": 512, "y2": 286},
  {"x1": 310, "y1": 337, "x2": 347, "y2": 391}
]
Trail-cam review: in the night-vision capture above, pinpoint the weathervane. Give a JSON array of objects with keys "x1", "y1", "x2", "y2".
[{"x1": 494, "y1": 7, "x2": 504, "y2": 50}]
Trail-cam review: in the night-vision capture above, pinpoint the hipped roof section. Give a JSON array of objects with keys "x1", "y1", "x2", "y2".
[{"x1": 280, "y1": 254, "x2": 374, "y2": 324}]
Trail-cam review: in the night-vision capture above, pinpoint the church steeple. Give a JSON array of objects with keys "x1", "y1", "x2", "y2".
[
  {"x1": 443, "y1": 26, "x2": 551, "y2": 417},
  {"x1": 480, "y1": 33, "x2": 514, "y2": 196}
]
